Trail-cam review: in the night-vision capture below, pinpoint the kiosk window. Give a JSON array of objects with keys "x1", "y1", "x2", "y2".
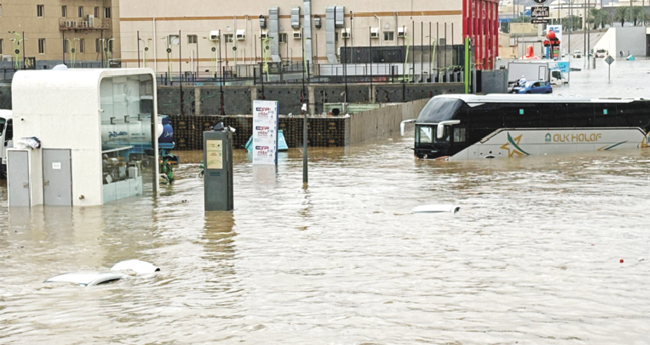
[{"x1": 5, "y1": 119, "x2": 12, "y2": 141}]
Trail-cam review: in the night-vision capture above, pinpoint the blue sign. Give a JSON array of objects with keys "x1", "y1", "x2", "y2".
[{"x1": 556, "y1": 61, "x2": 570, "y2": 74}]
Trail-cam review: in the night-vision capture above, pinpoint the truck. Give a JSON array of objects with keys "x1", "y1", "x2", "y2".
[
  {"x1": 0, "y1": 110, "x2": 12, "y2": 179},
  {"x1": 507, "y1": 60, "x2": 567, "y2": 90}
]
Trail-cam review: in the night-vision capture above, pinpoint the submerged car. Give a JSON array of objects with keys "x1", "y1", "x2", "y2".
[
  {"x1": 573, "y1": 50, "x2": 582, "y2": 58},
  {"x1": 511, "y1": 80, "x2": 553, "y2": 94},
  {"x1": 595, "y1": 49, "x2": 608, "y2": 58}
]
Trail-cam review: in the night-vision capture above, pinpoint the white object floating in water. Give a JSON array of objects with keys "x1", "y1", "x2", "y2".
[
  {"x1": 411, "y1": 205, "x2": 460, "y2": 214},
  {"x1": 44, "y1": 272, "x2": 126, "y2": 287},
  {"x1": 110, "y1": 259, "x2": 160, "y2": 274}
]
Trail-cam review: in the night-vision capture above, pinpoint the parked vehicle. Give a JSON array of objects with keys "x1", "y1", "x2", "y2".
[
  {"x1": 573, "y1": 50, "x2": 582, "y2": 58},
  {"x1": 595, "y1": 49, "x2": 608, "y2": 58},
  {"x1": 507, "y1": 61, "x2": 567, "y2": 89},
  {"x1": 511, "y1": 81, "x2": 553, "y2": 94}
]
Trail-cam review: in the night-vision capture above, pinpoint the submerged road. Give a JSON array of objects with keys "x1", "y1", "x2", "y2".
[{"x1": 1, "y1": 59, "x2": 650, "y2": 344}]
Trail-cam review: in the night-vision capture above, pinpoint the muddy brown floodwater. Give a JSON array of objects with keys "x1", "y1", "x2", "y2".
[{"x1": 1, "y1": 58, "x2": 650, "y2": 344}]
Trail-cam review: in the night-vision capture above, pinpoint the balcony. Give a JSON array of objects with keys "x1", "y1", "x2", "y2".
[{"x1": 59, "y1": 18, "x2": 111, "y2": 31}]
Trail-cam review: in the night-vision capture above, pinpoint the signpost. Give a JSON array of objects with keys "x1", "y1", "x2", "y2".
[
  {"x1": 531, "y1": 7, "x2": 550, "y2": 18},
  {"x1": 252, "y1": 100, "x2": 280, "y2": 166},
  {"x1": 605, "y1": 55, "x2": 615, "y2": 83},
  {"x1": 531, "y1": 1, "x2": 550, "y2": 26}
]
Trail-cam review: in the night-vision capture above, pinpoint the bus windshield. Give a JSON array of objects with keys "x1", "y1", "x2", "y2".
[
  {"x1": 417, "y1": 125, "x2": 449, "y2": 145},
  {"x1": 416, "y1": 97, "x2": 463, "y2": 124},
  {"x1": 0, "y1": 118, "x2": 5, "y2": 135}
]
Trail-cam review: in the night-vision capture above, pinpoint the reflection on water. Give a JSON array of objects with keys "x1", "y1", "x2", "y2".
[{"x1": 2, "y1": 61, "x2": 650, "y2": 344}]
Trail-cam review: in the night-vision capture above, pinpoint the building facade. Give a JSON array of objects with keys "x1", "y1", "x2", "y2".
[
  {"x1": 0, "y1": 0, "x2": 120, "y2": 68},
  {"x1": 118, "y1": 0, "x2": 498, "y2": 74}
]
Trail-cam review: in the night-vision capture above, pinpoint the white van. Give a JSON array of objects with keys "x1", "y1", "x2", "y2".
[{"x1": 0, "y1": 110, "x2": 13, "y2": 179}]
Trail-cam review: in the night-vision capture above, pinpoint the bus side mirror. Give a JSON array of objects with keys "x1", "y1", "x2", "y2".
[{"x1": 436, "y1": 120, "x2": 461, "y2": 139}]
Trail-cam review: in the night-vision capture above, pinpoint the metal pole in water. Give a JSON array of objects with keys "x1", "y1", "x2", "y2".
[
  {"x1": 464, "y1": 37, "x2": 469, "y2": 94},
  {"x1": 302, "y1": 28, "x2": 308, "y2": 186}
]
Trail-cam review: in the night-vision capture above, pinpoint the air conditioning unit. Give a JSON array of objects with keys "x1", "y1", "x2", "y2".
[
  {"x1": 370, "y1": 28, "x2": 379, "y2": 39},
  {"x1": 1, "y1": 55, "x2": 12, "y2": 62},
  {"x1": 261, "y1": 30, "x2": 268, "y2": 39},
  {"x1": 87, "y1": 14, "x2": 95, "y2": 27},
  {"x1": 397, "y1": 27, "x2": 407, "y2": 38},
  {"x1": 81, "y1": 21, "x2": 89, "y2": 28},
  {"x1": 71, "y1": 21, "x2": 77, "y2": 27},
  {"x1": 341, "y1": 28, "x2": 351, "y2": 39},
  {"x1": 293, "y1": 30, "x2": 302, "y2": 39},
  {"x1": 209, "y1": 30, "x2": 220, "y2": 41},
  {"x1": 236, "y1": 29, "x2": 246, "y2": 41},
  {"x1": 64, "y1": 21, "x2": 71, "y2": 27}
]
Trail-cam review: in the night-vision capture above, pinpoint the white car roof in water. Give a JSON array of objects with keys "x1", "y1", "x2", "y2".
[
  {"x1": 435, "y1": 94, "x2": 640, "y2": 107},
  {"x1": 44, "y1": 272, "x2": 126, "y2": 286}
]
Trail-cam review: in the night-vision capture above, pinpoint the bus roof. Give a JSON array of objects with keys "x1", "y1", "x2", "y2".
[
  {"x1": 0, "y1": 109, "x2": 11, "y2": 119},
  {"x1": 436, "y1": 94, "x2": 641, "y2": 107}
]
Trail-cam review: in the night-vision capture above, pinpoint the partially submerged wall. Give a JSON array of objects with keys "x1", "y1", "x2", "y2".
[{"x1": 169, "y1": 98, "x2": 430, "y2": 150}]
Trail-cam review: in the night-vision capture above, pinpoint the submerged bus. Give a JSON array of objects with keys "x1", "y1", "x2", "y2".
[{"x1": 409, "y1": 94, "x2": 650, "y2": 160}]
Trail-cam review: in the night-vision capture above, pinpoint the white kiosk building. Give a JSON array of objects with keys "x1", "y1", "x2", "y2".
[{"x1": 8, "y1": 68, "x2": 160, "y2": 207}]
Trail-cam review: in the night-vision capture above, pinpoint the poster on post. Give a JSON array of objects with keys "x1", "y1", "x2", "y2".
[
  {"x1": 546, "y1": 25, "x2": 562, "y2": 58},
  {"x1": 252, "y1": 100, "x2": 279, "y2": 165}
]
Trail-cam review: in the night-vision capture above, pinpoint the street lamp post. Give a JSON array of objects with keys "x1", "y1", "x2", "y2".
[
  {"x1": 8, "y1": 31, "x2": 23, "y2": 70},
  {"x1": 161, "y1": 36, "x2": 173, "y2": 82}
]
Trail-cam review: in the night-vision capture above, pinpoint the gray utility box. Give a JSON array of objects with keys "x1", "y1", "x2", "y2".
[{"x1": 203, "y1": 130, "x2": 234, "y2": 211}]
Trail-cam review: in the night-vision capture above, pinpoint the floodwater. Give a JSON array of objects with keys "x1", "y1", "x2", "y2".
[{"x1": 2, "y1": 60, "x2": 650, "y2": 345}]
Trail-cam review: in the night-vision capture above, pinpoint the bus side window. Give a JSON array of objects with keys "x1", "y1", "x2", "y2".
[{"x1": 454, "y1": 128, "x2": 466, "y2": 143}]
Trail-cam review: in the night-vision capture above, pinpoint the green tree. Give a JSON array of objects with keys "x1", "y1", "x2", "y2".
[
  {"x1": 562, "y1": 15, "x2": 583, "y2": 31},
  {"x1": 631, "y1": 6, "x2": 643, "y2": 26},
  {"x1": 614, "y1": 7, "x2": 628, "y2": 27},
  {"x1": 589, "y1": 8, "x2": 612, "y2": 29}
]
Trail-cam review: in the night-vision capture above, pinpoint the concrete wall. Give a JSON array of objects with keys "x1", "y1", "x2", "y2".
[
  {"x1": 169, "y1": 98, "x2": 429, "y2": 150},
  {"x1": 593, "y1": 27, "x2": 646, "y2": 58},
  {"x1": 348, "y1": 99, "x2": 428, "y2": 145}
]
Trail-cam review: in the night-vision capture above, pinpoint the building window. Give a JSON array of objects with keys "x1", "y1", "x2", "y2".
[
  {"x1": 187, "y1": 35, "x2": 197, "y2": 44},
  {"x1": 63, "y1": 39, "x2": 68, "y2": 53},
  {"x1": 37, "y1": 4, "x2": 44, "y2": 17},
  {"x1": 78, "y1": 6, "x2": 83, "y2": 18},
  {"x1": 167, "y1": 35, "x2": 179, "y2": 46},
  {"x1": 279, "y1": 33, "x2": 288, "y2": 43},
  {"x1": 96, "y1": 38, "x2": 101, "y2": 53},
  {"x1": 79, "y1": 38, "x2": 85, "y2": 53},
  {"x1": 61, "y1": 5, "x2": 67, "y2": 17},
  {"x1": 38, "y1": 38, "x2": 45, "y2": 54},
  {"x1": 94, "y1": 6, "x2": 99, "y2": 18},
  {"x1": 0, "y1": 4, "x2": 3, "y2": 17},
  {"x1": 0, "y1": 39, "x2": 3, "y2": 54},
  {"x1": 384, "y1": 31, "x2": 394, "y2": 41},
  {"x1": 224, "y1": 34, "x2": 233, "y2": 43},
  {"x1": 105, "y1": 7, "x2": 111, "y2": 19}
]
